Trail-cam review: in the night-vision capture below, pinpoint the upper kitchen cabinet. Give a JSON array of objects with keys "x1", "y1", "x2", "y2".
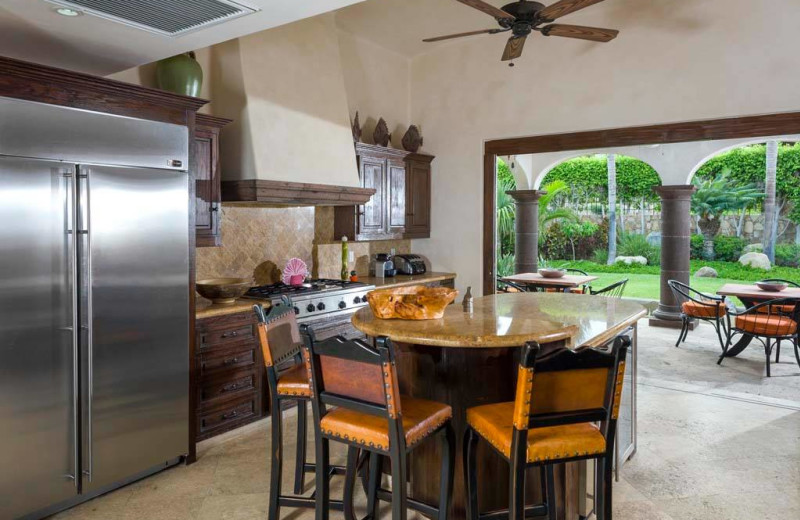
[
  {"x1": 334, "y1": 143, "x2": 434, "y2": 241},
  {"x1": 195, "y1": 114, "x2": 232, "y2": 247}
]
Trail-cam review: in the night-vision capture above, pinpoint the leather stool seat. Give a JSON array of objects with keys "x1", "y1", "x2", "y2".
[
  {"x1": 467, "y1": 402, "x2": 605, "y2": 463},
  {"x1": 320, "y1": 397, "x2": 452, "y2": 452},
  {"x1": 276, "y1": 364, "x2": 312, "y2": 397}
]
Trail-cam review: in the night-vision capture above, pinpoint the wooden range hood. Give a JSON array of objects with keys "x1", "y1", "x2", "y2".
[{"x1": 221, "y1": 179, "x2": 374, "y2": 206}]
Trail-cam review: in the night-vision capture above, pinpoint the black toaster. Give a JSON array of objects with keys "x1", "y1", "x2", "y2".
[{"x1": 394, "y1": 254, "x2": 427, "y2": 275}]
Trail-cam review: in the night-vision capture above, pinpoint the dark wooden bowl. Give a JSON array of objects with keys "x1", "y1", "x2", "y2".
[
  {"x1": 196, "y1": 278, "x2": 252, "y2": 304},
  {"x1": 366, "y1": 285, "x2": 459, "y2": 320},
  {"x1": 539, "y1": 268, "x2": 566, "y2": 279}
]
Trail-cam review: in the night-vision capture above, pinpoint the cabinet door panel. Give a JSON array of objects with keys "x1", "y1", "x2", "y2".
[
  {"x1": 388, "y1": 160, "x2": 406, "y2": 233},
  {"x1": 195, "y1": 134, "x2": 214, "y2": 234},
  {"x1": 405, "y1": 160, "x2": 431, "y2": 237},
  {"x1": 359, "y1": 156, "x2": 386, "y2": 236}
]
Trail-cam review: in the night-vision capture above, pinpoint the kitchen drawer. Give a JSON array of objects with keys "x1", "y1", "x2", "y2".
[
  {"x1": 200, "y1": 324, "x2": 254, "y2": 348},
  {"x1": 199, "y1": 369, "x2": 258, "y2": 408},
  {"x1": 197, "y1": 310, "x2": 256, "y2": 333},
  {"x1": 199, "y1": 345, "x2": 257, "y2": 377},
  {"x1": 198, "y1": 395, "x2": 258, "y2": 438}
]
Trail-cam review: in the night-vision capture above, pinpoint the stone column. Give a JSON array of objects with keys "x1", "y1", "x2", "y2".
[
  {"x1": 507, "y1": 190, "x2": 547, "y2": 274},
  {"x1": 650, "y1": 185, "x2": 697, "y2": 328}
]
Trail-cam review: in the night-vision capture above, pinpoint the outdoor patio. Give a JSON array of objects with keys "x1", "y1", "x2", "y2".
[{"x1": 49, "y1": 320, "x2": 800, "y2": 520}]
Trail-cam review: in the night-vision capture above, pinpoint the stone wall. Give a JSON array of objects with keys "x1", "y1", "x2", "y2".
[{"x1": 577, "y1": 211, "x2": 798, "y2": 243}]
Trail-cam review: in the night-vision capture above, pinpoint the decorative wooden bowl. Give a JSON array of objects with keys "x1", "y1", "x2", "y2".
[
  {"x1": 539, "y1": 268, "x2": 566, "y2": 279},
  {"x1": 196, "y1": 278, "x2": 252, "y2": 304},
  {"x1": 755, "y1": 281, "x2": 788, "y2": 292},
  {"x1": 366, "y1": 285, "x2": 459, "y2": 320}
]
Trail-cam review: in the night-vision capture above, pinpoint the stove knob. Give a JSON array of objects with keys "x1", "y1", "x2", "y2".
[
  {"x1": 338, "y1": 301, "x2": 347, "y2": 309},
  {"x1": 306, "y1": 304, "x2": 315, "y2": 313},
  {"x1": 293, "y1": 306, "x2": 300, "y2": 315},
  {"x1": 317, "y1": 302, "x2": 326, "y2": 311},
  {"x1": 353, "y1": 296, "x2": 361, "y2": 304}
]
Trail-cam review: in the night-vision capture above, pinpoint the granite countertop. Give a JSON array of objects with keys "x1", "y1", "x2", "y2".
[
  {"x1": 352, "y1": 292, "x2": 646, "y2": 349},
  {"x1": 361, "y1": 272, "x2": 456, "y2": 289},
  {"x1": 196, "y1": 297, "x2": 266, "y2": 320}
]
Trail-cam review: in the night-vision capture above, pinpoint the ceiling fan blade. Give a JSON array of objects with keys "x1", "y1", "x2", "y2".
[
  {"x1": 501, "y1": 35, "x2": 527, "y2": 61},
  {"x1": 538, "y1": 0, "x2": 606, "y2": 21},
  {"x1": 541, "y1": 24, "x2": 618, "y2": 42},
  {"x1": 457, "y1": 0, "x2": 514, "y2": 20},
  {"x1": 423, "y1": 28, "x2": 504, "y2": 43}
]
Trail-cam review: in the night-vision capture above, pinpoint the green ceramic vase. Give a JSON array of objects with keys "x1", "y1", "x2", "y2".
[{"x1": 156, "y1": 52, "x2": 203, "y2": 97}]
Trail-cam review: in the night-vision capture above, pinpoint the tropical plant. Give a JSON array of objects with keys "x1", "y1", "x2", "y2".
[
  {"x1": 764, "y1": 140, "x2": 778, "y2": 261},
  {"x1": 617, "y1": 232, "x2": 661, "y2": 266},
  {"x1": 539, "y1": 180, "x2": 579, "y2": 241},
  {"x1": 496, "y1": 253, "x2": 516, "y2": 277},
  {"x1": 496, "y1": 158, "x2": 517, "y2": 258},
  {"x1": 691, "y1": 169, "x2": 763, "y2": 260},
  {"x1": 607, "y1": 154, "x2": 618, "y2": 264}
]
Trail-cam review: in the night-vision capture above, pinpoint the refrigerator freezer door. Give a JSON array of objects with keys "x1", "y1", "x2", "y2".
[
  {"x1": 80, "y1": 164, "x2": 189, "y2": 492},
  {"x1": 0, "y1": 157, "x2": 78, "y2": 518}
]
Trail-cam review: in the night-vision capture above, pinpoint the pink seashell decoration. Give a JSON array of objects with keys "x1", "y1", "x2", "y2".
[{"x1": 282, "y1": 258, "x2": 308, "y2": 286}]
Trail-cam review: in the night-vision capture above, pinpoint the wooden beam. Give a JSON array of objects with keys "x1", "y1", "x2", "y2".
[{"x1": 222, "y1": 179, "x2": 375, "y2": 206}]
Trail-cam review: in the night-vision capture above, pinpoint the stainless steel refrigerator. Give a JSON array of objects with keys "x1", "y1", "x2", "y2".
[{"x1": 0, "y1": 97, "x2": 191, "y2": 519}]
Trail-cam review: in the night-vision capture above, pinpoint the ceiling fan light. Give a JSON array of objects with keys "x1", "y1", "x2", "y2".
[{"x1": 54, "y1": 7, "x2": 82, "y2": 17}]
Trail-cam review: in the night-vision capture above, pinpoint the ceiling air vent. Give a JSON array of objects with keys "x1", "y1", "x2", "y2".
[{"x1": 46, "y1": 0, "x2": 258, "y2": 36}]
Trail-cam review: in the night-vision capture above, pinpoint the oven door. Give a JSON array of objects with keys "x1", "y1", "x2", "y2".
[{"x1": 299, "y1": 308, "x2": 366, "y2": 341}]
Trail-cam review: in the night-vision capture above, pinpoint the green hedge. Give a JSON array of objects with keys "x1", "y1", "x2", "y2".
[
  {"x1": 541, "y1": 155, "x2": 662, "y2": 204},
  {"x1": 713, "y1": 236, "x2": 747, "y2": 262},
  {"x1": 551, "y1": 260, "x2": 799, "y2": 282}
]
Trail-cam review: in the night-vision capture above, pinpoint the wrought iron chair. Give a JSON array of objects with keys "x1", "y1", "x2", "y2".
[
  {"x1": 719, "y1": 298, "x2": 800, "y2": 377},
  {"x1": 590, "y1": 279, "x2": 629, "y2": 299},
  {"x1": 497, "y1": 276, "x2": 528, "y2": 293},
  {"x1": 566, "y1": 268, "x2": 592, "y2": 294},
  {"x1": 754, "y1": 280, "x2": 799, "y2": 362},
  {"x1": 302, "y1": 328, "x2": 455, "y2": 520},
  {"x1": 463, "y1": 335, "x2": 631, "y2": 520},
  {"x1": 667, "y1": 280, "x2": 728, "y2": 350}
]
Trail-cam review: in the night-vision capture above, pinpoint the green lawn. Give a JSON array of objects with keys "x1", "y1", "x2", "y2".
[{"x1": 547, "y1": 259, "x2": 799, "y2": 301}]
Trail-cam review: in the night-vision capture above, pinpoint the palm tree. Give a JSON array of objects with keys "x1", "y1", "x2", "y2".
[
  {"x1": 692, "y1": 169, "x2": 763, "y2": 259},
  {"x1": 763, "y1": 140, "x2": 778, "y2": 262},
  {"x1": 607, "y1": 154, "x2": 617, "y2": 265},
  {"x1": 496, "y1": 159, "x2": 517, "y2": 257},
  {"x1": 538, "y1": 179, "x2": 579, "y2": 242}
]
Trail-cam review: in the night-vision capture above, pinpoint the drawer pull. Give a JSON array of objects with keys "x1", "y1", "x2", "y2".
[
  {"x1": 222, "y1": 410, "x2": 239, "y2": 420},
  {"x1": 223, "y1": 357, "x2": 240, "y2": 366},
  {"x1": 222, "y1": 381, "x2": 244, "y2": 393},
  {"x1": 221, "y1": 331, "x2": 239, "y2": 338}
]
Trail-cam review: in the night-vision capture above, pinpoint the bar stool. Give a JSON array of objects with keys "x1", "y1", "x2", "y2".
[
  {"x1": 302, "y1": 328, "x2": 455, "y2": 520},
  {"x1": 463, "y1": 335, "x2": 630, "y2": 520},
  {"x1": 253, "y1": 302, "x2": 346, "y2": 520}
]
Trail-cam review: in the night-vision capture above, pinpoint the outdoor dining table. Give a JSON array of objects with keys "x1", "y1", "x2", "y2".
[
  {"x1": 501, "y1": 272, "x2": 599, "y2": 293},
  {"x1": 716, "y1": 283, "x2": 800, "y2": 357}
]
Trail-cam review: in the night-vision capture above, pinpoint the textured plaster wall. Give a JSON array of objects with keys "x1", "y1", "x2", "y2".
[{"x1": 408, "y1": 0, "x2": 800, "y2": 295}]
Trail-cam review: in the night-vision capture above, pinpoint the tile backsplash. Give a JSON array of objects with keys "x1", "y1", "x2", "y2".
[{"x1": 196, "y1": 205, "x2": 411, "y2": 284}]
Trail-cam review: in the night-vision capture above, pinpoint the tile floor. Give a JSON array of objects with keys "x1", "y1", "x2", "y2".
[{"x1": 50, "y1": 321, "x2": 800, "y2": 519}]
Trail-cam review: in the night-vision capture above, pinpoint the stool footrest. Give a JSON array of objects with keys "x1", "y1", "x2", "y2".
[
  {"x1": 279, "y1": 496, "x2": 345, "y2": 511},
  {"x1": 375, "y1": 488, "x2": 439, "y2": 517},
  {"x1": 479, "y1": 504, "x2": 548, "y2": 519}
]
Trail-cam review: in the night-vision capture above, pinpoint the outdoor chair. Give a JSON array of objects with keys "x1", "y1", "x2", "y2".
[
  {"x1": 543, "y1": 268, "x2": 592, "y2": 294},
  {"x1": 755, "y1": 280, "x2": 799, "y2": 321},
  {"x1": 497, "y1": 276, "x2": 528, "y2": 293},
  {"x1": 667, "y1": 280, "x2": 728, "y2": 350},
  {"x1": 590, "y1": 279, "x2": 629, "y2": 299},
  {"x1": 718, "y1": 298, "x2": 800, "y2": 377}
]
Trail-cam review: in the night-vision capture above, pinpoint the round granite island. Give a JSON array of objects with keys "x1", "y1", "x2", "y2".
[{"x1": 352, "y1": 292, "x2": 646, "y2": 519}]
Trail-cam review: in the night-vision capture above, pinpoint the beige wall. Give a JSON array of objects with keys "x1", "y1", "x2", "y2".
[
  {"x1": 336, "y1": 30, "x2": 412, "y2": 149},
  {"x1": 408, "y1": 0, "x2": 800, "y2": 295}
]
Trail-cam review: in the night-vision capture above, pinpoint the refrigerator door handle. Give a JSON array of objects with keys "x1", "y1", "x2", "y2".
[
  {"x1": 63, "y1": 168, "x2": 80, "y2": 487},
  {"x1": 79, "y1": 169, "x2": 94, "y2": 484}
]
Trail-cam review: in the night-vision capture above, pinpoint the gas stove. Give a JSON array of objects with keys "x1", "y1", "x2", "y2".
[{"x1": 243, "y1": 278, "x2": 375, "y2": 322}]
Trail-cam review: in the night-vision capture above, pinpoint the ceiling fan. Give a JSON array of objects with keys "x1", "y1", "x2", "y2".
[{"x1": 423, "y1": 0, "x2": 619, "y2": 64}]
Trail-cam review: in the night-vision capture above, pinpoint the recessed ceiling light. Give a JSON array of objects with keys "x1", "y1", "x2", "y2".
[{"x1": 54, "y1": 7, "x2": 82, "y2": 17}]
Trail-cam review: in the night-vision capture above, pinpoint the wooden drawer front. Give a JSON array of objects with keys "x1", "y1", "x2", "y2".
[
  {"x1": 199, "y1": 397, "x2": 257, "y2": 436},
  {"x1": 200, "y1": 324, "x2": 254, "y2": 348},
  {"x1": 200, "y1": 346, "x2": 256, "y2": 376},
  {"x1": 198, "y1": 311, "x2": 255, "y2": 333},
  {"x1": 200, "y1": 371, "x2": 257, "y2": 406}
]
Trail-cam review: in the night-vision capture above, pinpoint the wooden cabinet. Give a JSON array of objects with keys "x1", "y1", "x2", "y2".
[
  {"x1": 194, "y1": 310, "x2": 266, "y2": 441},
  {"x1": 195, "y1": 114, "x2": 231, "y2": 247},
  {"x1": 334, "y1": 143, "x2": 433, "y2": 241},
  {"x1": 403, "y1": 154, "x2": 433, "y2": 239}
]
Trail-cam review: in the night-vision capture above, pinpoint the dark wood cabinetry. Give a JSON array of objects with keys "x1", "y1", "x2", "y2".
[
  {"x1": 195, "y1": 114, "x2": 231, "y2": 248},
  {"x1": 195, "y1": 311, "x2": 266, "y2": 441},
  {"x1": 334, "y1": 143, "x2": 433, "y2": 241}
]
